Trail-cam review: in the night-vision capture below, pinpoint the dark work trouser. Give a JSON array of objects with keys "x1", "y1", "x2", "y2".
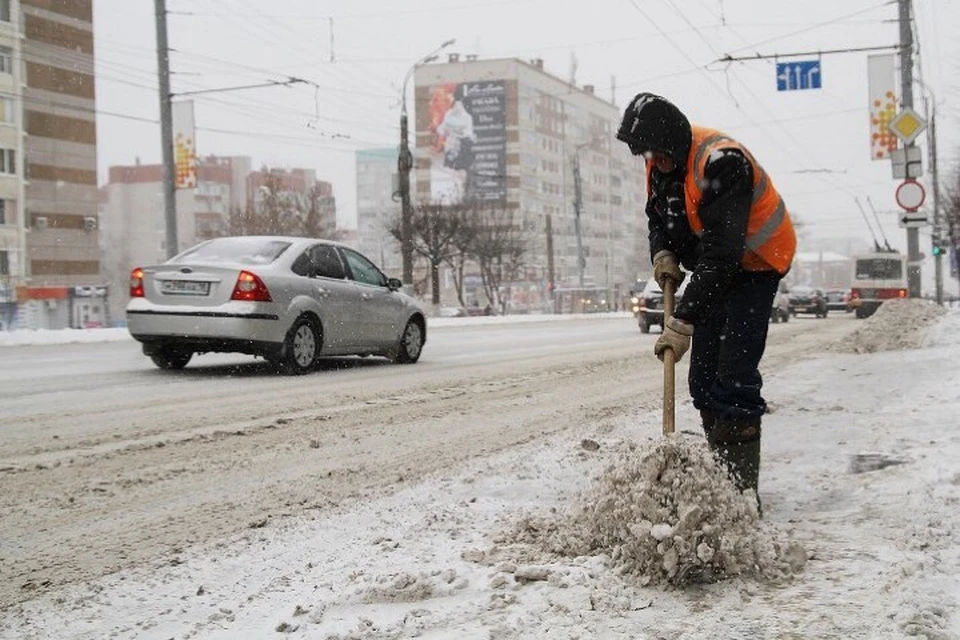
[{"x1": 688, "y1": 270, "x2": 781, "y2": 421}]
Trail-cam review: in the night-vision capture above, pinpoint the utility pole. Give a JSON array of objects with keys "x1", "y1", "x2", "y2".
[
  {"x1": 929, "y1": 109, "x2": 942, "y2": 304},
  {"x1": 545, "y1": 214, "x2": 555, "y2": 312},
  {"x1": 898, "y1": 0, "x2": 921, "y2": 298},
  {"x1": 153, "y1": 0, "x2": 178, "y2": 258},
  {"x1": 397, "y1": 40, "x2": 455, "y2": 288},
  {"x1": 572, "y1": 151, "x2": 586, "y2": 288},
  {"x1": 154, "y1": 0, "x2": 177, "y2": 260},
  {"x1": 398, "y1": 109, "x2": 413, "y2": 285}
]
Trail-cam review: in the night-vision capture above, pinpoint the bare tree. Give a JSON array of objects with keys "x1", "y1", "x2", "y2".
[
  {"x1": 471, "y1": 205, "x2": 528, "y2": 314},
  {"x1": 443, "y1": 204, "x2": 479, "y2": 307},
  {"x1": 944, "y1": 166, "x2": 960, "y2": 255},
  {"x1": 229, "y1": 171, "x2": 340, "y2": 239},
  {"x1": 389, "y1": 202, "x2": 464, "y2": 304}
]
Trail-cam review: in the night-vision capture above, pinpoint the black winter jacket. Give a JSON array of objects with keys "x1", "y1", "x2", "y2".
[{"x1": 646, "y1": 148, "x2": 755, "y2": 326}]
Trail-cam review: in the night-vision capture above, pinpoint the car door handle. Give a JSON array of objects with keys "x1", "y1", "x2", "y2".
[
  {"x1": 361, "y1": 293, "x2": 371, "y2": 300},
  {"x1": 316, "y1": 286, "x2": 330, "y2": 298}
]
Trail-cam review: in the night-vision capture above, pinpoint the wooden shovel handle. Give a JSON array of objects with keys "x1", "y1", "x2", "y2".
[{"x1": 662, "y1": 279, "x2": 676, "y2": 435}]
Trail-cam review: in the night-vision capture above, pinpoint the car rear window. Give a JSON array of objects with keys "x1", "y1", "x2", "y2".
[{"x1": 170, "y1": 238, "x2": 292, "y2": 265}]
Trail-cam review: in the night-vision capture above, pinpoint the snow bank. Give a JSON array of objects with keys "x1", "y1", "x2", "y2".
[
  {"x1": 0, "y1": 327, "x2": 132, "y2": 347},
  {"x1": 0, "y1": 313, "x2": 633, "y2": 348},
  {"x1": 829, "y1": 298, "x2": 948, "y2": 354}
]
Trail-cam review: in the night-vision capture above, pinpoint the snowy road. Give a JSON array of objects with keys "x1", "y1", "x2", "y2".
[{"x1": 0, "y1": 314, "x2": 859, "y2": 612}]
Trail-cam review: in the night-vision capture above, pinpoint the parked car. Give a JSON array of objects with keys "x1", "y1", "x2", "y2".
[
  {"x1": 631, "y1": 277, "x2": 688, "y2": 333},
  {"x1": 771, "y1": 281, "x2": 790, "y2": 323},
  {"x1": 788, "y1": 285, "x2": 828, "y2": 318},
  {"x1": 824, "y1": 288, "x2": 851, "y2": 313},
  {"x1": 126, "y1": 236, "x2": 427, "y2": 374}
]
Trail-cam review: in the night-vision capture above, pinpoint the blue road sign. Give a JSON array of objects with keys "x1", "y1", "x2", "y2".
[{"x1": 776, "y1": 60, "x2": 822, "y2": 91}]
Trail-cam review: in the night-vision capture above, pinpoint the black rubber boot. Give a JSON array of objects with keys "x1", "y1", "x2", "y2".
[{"x1": 708, "y1": 418, "x2": 762, "y2": 516}]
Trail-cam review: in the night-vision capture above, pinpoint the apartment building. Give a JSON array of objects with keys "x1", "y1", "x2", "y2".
[
  {"x1": 412, "y1": 55, "x2": 648, "y2": 310},
  {"x1": 355, "y1": 148, "x2": 401, "y2": 276},
  {"x1": 0, "y1": 0, "x2": 103, "y2": 328},
  {"x1": 0, "y1": 0, "x2": 25, "y2": 328}
]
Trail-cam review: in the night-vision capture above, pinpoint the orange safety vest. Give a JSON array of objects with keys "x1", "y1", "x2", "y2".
[{"x1": 646, "y1": 125, "x2": 796, "y2": 274}]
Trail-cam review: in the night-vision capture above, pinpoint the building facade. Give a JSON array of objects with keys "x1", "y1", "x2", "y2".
[
  {"x1": 0, "y1": 0, "x2": 102, "y2": 329},
  {"x1": 22, "y1": 0, "x2": 101, "y2": 327},
  {"x1": 412, "y1": 56, "x2": 648, "y2": 311},
  {"x1": 355, "y1": 148, "x2": 401, "y2": 277},
  {"x1": 0, "y1": 0, "x2": 26, "y2": 328}
]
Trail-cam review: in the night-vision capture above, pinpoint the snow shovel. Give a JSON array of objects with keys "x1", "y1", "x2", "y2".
[{"x1": 662, "y1": 279, "x2": 677, "y2": 435}]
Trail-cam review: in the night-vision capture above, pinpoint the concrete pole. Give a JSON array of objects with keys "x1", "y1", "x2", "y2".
[
  {"x1": 154, "y1": 0, "x2": 178, "y2": 259},
  {"x1": 398, "y1": 110, "x2": 413, "y2": 285},
  {"x1": 899, "y1": 0, "x2": 921, "y2": 297},
  {"x1": 572, "y1": 151, "x2": 585, "y2": 288}
]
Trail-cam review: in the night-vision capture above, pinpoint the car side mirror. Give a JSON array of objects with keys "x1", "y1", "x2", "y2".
[{"x1": 387, "y1": 277, "x2": 402, "y2": 291}]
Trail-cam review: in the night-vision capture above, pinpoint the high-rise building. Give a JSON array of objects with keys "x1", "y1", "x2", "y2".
[
  {"x1": 412, "y1": 55, "x2": 648, "y2": 310},
  {"x1": 355, "y1": 148, "x2": 401, "y2": 275},
  {"x1": 0, "y1": 0, "x2": 26, "y2": 329},
  {"x1": 0, "y1": 0, "x2": 101, "y2": 329}
]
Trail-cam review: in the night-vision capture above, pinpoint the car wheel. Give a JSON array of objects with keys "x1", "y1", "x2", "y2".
[
  {"x1": 150, "y1": 348, "x2": 192, "y2": 370},
  {"x1": 393, "y1": 318, "x2": 424, "y2": 364},
  {"x1": 639, "y1": 316, "x2": 651, "y2": 333},
  {"x1": 280, "y1": 316, "x2": 321, "y2": 375}
]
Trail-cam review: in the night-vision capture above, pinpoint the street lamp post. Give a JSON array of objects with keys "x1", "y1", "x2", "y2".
[
  {"x1": 399, "y1": 38, "x2": 456, "y2": 287},
  {"x1": 572, "y1": 137, "x2": 601, "y2": 289}
]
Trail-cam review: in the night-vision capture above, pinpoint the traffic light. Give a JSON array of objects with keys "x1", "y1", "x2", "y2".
[{"x1": 932, "y1": 237, "x2": 946, "y2": 257}]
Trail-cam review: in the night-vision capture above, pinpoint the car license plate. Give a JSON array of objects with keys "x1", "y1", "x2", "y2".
[{"x1": 160, "y1": 280, "x2": 210, "y2": 296}]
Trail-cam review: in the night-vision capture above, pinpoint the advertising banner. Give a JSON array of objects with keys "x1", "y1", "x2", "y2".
[
  {"x1": 172, "y1": 100, "x2": 198, "y2": 189},
  {"x1": 867, "y1": 54, "x2": 897, "y2": 161},
  {"x1": 426, "y1": 80, "x2": 506, "y2": 204}
]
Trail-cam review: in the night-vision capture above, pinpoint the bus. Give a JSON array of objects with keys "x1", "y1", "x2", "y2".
[{"x1": 848, "y1": 250, "x2": 908, "y2": 319}]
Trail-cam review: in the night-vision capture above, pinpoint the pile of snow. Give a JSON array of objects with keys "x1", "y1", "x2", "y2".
[
  {"x1": 494, "y1": 437, "x2": 805, "y2": 587},
  {"x1": 830, "y1": 298, "x2": 948, "y2": 354}
]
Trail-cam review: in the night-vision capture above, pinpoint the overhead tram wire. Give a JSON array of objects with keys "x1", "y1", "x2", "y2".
[
  {"x1": 662, "y1": 0, "x2": 892, "y2": 208},
  {"x1": 723, "y1": 0, "x2": 898, "y2": 55},
  {"x1": 170, "y1": 3, "x2": 399, "y2": 121}
]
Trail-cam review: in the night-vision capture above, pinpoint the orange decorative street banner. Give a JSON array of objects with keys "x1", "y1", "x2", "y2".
[
  {"x1": 172, "y1": 100, "x2": 198, "y2": 188},
  {"x1": 867, "y1": 54, "x2": 897, "y2": 161}
]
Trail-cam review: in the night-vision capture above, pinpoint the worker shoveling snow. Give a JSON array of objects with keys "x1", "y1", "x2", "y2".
[{"x1": 493, "y1": 435, "x2": 806, "y2": 588}]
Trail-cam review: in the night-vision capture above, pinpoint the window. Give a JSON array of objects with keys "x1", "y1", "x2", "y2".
[
  {"x1": 308, "y1": 244, "x2": 346, "y2": 279},
  {"x1": 0, "y1": 1, "x2": 9, "y2": 22},
  {"x1": 0, "y1": 199, "x2": 9, "y2": 224},
  {"x1": 0, "y1": 251, "x2": 8, "y2": 276},
  {"x1": 0, "y1": 148, "x2": 14, "y2": 175},
  {"x1": 0, "y1": 47, "x2": 10, "y2": 74},
  {"x1": 171, "y1": 237, "x2": 290, "y2": 264},
  {"x1": 0, "y1": 96, "x2": 13, "y2": 124},
  {"x1": 341, "y1": 248, "x2": 386, "y2": 287}
]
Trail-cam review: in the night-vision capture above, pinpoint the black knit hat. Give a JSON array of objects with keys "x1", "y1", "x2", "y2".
[{"x1": 616, "y1": 93, "x2": 692, "y2": 166}]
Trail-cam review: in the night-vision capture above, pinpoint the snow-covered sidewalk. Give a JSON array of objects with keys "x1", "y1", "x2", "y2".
[{"x1": 3, "y1": 303, "x2": 958, "y2": 639}]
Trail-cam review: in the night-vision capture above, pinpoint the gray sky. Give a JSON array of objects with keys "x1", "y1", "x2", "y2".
[{"x1": 95, "y1": 0, "x2": 958, "y2": 254}]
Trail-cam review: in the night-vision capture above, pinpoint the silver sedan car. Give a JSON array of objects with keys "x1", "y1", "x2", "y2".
[{"x1": 127, "y1": 236, "x2": 427, "y2": 374}]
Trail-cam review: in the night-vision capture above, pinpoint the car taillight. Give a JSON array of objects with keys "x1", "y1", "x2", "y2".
[
  {"x1": 130, "y1": 267, "x2": 144, "y2": 298},
  {"x1": 231, "y1": 270, "x2": 272, "y2": 302}
]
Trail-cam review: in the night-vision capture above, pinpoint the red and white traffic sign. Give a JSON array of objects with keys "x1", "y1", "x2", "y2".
[{"x1": 895, "y1": 179, "x2": 925, "y2": 211}]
